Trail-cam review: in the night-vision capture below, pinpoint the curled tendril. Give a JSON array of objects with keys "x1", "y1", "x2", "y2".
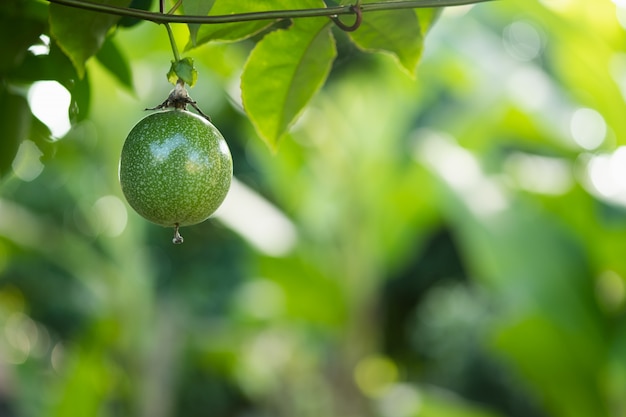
[
  {"x1": 167, "y1": 0, "x2": 183, "y2": 14},
  {"x1": 330, "y1": 4, "x2": 362, "y2": 32}
]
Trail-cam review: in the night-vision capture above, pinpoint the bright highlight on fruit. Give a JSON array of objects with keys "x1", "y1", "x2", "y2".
[{"x1": 119, "y1": 109, "x2": 233, "y2": 244}]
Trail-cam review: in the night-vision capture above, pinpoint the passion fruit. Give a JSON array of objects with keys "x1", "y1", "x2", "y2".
[{"x1": 119, "y1": 109, "x2": 232, "y2": 242}]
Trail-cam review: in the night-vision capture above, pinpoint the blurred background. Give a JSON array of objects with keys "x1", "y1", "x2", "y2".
[{"x1": 2, "y1": 0, "x2": 626, "y2": 416}]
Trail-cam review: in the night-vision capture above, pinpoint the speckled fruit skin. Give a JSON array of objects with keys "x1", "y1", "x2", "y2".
[{"x1": 119, "y1": 110, "x2": 232, "y2": 227}]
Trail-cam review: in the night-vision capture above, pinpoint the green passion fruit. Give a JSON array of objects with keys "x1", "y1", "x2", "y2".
[{"x1": 119, "y1": 109, "x2": 232, "y2": 241}]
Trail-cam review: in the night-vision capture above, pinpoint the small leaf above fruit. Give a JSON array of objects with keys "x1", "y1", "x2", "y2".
[{"x1": 167, "y1": 57, "x2": 198, "y2": 87}]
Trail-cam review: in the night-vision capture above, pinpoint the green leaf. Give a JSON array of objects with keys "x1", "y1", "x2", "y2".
[
  {"x1": 30, "y1": 115, "x2": 55, "y2": 161},
  {"x1": 348, "y1": 9, "x2": 424, "y2": 75},
  {"x1": 69, "y1": 72, "x2": 91, "y2": 123},
  {"x1": 7, "y1": 41, "x2": 89, "y2": 123},
  {"x1": 241, "y1": 16, "x2": 336, "y2": 149},
  {"x1": 0, "y1": 88, "x2": 31, "y2": 179},
  {"x1": 0, "y1": 15, "x2": 44, "y2": 73},
  {"x1": 95, "y1": 37, "x2": 133, "y2": 92},
  {"x1": 8, "y1": 43, "x2": 78, "y2": 86},
  {"x1": 190, "y1": 0, "x2": 298, "y2": 48},
  {"x1": 167, "y1": 57, "x2": 198, "y2": 86},
  {"x1": 421, "y1": 142, "x2": 608, "y2": 417},
  {"x1": 179, "y1": 0, "x2": 216, "y2": 47},
  {"x1": 118, "y1": 0, "x2": 153, "y2": 28},
  {"x1": 49, "y1": 0, "x2": 131, "y2": 78},
  {"x1": 416, "y1": 8, "x2": 443, "y2": 36}
]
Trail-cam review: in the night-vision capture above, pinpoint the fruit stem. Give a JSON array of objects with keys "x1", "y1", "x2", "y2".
[
  {"x1": 145, "y1": 80, "x2": 212, "y2": 121},
  {"x1": 145, "y1": 79, "x2": 189, "y2": 110},
  {"x1": 164, "y1": 23, "x2": 181, "y2": 63},
  {"x1": 173, "y1": 223, "x2": 184, "y2": 244}
]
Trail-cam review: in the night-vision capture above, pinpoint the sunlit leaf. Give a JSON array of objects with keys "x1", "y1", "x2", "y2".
[
  {"x1": 49, "y1": 0, "x2": 131, "y2": 78},
  {"x1": 167, "y1": 57, "x2": 198, "y2": 86},
  {"x1": 417, "y1": 7, "x2": 442, "y2": 35},
  {"x1": 190, "y1": 0, "x2": 299, "y2": 48},
  {"x1": 348, "y1": 9, "x2": 423, "y2": 75},
  {"x1": 180, "y1": 0, "x2": 216, "y2": 46},
  {"x1": 241, "y1": 15, "x2": 336, "y2": 149}
]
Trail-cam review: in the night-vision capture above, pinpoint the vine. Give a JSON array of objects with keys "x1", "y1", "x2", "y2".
[
  {"x1": 46, "y1": 0, "x2": 495, "y2": 24},
  {"x1": 47, "y1": 0, "x2": 496, "y2": 148}
]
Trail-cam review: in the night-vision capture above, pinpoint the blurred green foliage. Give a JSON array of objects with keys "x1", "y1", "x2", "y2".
[{"x1": 1, "y1": 1, "x2": 626, "y2": 417}]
